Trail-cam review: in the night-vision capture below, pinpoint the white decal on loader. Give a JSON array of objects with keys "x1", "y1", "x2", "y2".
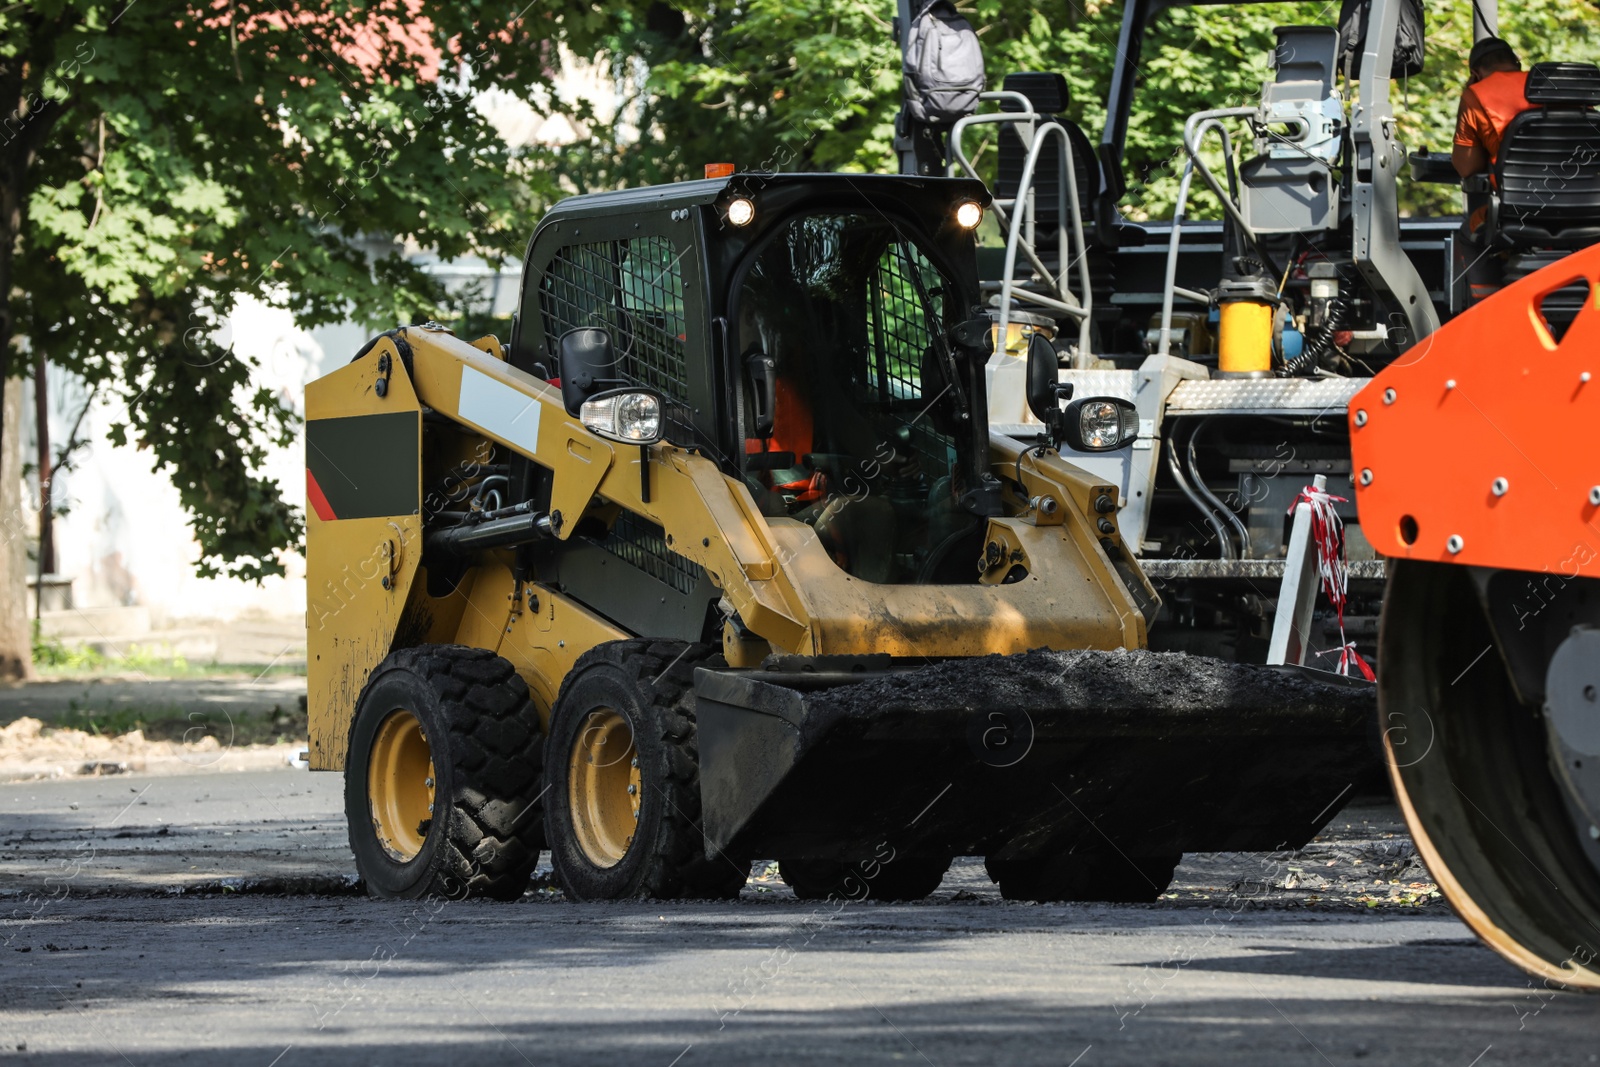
[{"x1": 458, "y1": 365, "x2": 541, "y2": 455}]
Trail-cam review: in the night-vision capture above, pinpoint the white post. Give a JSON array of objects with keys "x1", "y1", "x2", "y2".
[{"x1": 1267, "y1": 473, "x2": 1326, "y2": 667}]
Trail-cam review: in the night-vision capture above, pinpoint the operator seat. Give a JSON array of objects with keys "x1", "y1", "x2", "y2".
[
  {"x1": 1478, "y1": 62, "x2": 1600, "y2": 328},
  {"x1": 994, "y1": 72, "x2": 1100, "y2": 259},
  {"x1": 1485, "y1": 62, "x2": 1600, "y2": 250},
  {"x1": 993, "y1": 72, "x2": 1121, "y2": 340}
]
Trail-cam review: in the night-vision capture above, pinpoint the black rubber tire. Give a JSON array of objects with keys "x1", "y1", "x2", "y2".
[
  {"x1": 544, "y1": 640, "x2": 749, "y2": 901},
  {"x1": 345, "y1": 645, "x2": 545, "y2": 901},
  {"x1": 1381, "y1": 561, "x2": 1600, "y2": 988},
  {"x1": 986, "y1": 852, "x2": 1180, "y2": 903},
  {"x1": 779, "y1": 854, "x2": 952, "y2": 902}
]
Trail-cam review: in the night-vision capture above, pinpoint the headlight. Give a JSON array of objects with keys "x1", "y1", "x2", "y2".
[
  {"x1": 580, "y1": 389, "x2": 663, "y2": 444},
  {"x1": 955, "y1": 200, "x2": 983, "y2": 229},
  {"x1": 725, "y1": 197, "x2": 755, "y2": 226},
  {"x1": 1063, "y1": 396, "x2": 1139, "y2": 452},
  {"x1": 1078, "y1": 400, "x2": 1125, "y2": 449}
]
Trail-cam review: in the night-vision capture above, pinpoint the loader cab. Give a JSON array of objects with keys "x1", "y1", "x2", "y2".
[
  {"x1": 723, "y1": 188, "x2": 995, "y2": 585},
  {"x1": 511, "y1": 173, "x2": 997, "y2": 586}
]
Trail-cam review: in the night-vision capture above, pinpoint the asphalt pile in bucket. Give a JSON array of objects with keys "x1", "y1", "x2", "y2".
[{"x1": 807, "y1": 649, "x2": 1376, "y2": 730}]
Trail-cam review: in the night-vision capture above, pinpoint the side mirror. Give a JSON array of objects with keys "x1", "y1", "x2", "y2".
[
  {"x1": 559, "y1": 327, "x2": 624, "y2": 415},
  {"x1": 559, "y1": 327, "x2": 664, "y2": 446},
  {"x1": 1025, "y1": 332, "x2": 1071, "y2": 429},
  {"x1": 1060, "y1": 396, "x2": 1139, "y2": 452},
  {"x1": 746, "y1": 351, "x2": 776, "y2": 438}
]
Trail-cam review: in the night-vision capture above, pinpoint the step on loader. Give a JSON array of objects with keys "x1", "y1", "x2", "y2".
[{"x1": 306, "y1": 172, "x2": 1374, "y2": 903}]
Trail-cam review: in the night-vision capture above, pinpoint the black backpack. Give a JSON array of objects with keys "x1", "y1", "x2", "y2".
[
  {"x1": 1338, "y1": 0, "x2": 1426, "y2": 80},
  {"x1": 902, "y1": 0, "x2": 985, "y2": 125}
]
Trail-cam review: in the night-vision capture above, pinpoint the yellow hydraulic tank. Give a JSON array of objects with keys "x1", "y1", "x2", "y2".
[{"x1": 1216, "y1": 276, "x2": 1278, "y2": 375}]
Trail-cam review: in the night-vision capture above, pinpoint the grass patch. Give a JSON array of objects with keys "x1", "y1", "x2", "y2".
[
  {"x1": 52, "y1": 702, "x2": 309, "y2": 747},
  {"x1": 32, "y1": 624, "x2": 304, "y2": 679},
  {"x1": 32, "y1": 626, "x2": 113, "y2": 671}
]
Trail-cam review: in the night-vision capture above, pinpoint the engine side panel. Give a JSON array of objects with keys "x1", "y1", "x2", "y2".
[
  {"x1": 304, "y1": 340, "x2": 424, "y2": 771},
  {"x1": 1351, "y1": 243, "x2": 1600, "y2": 575}
]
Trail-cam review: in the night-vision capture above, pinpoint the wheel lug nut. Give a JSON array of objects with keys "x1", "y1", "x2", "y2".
[
  {"x1": 427, "y1": 803, "x2": 434, "y2": 813},
  {"x1": 424, "y1": 777, "x2": 434, "y2": 789},
  {"x1": 627, "y1": 784, "x2": 637, "y2": 795}
]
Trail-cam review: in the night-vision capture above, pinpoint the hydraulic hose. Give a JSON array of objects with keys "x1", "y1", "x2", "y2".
[
  {"x1": 1166, "y1": 424, "x2": 1236, "y2": 560},
  {"x1": 1283, "y1": 298, "x2": 1349, "y2": 377},
  {"x1": 1186, "y1": 418, "x2": 1250, "y2": 560}
]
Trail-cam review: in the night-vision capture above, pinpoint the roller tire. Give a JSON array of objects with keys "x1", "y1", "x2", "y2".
[
  {"x1": 987, "y1": 852, "x2": 1180, "y2": 903},
  {"x1": 544, "y1": 640, "x2": 749, "y2": 901},
  {"x1": 779, "y1": 854, "x2": 952, "y2": 901},
  {"x1": 345, "y1": 645, "x2": 545, "y2": 901},
  {"x1": 1381, "y1": 560, "x2": 1600, "y2": 989}
]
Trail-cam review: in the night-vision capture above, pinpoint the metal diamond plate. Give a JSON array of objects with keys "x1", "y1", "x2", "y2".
[
  {"x1": 1055, "y1": 370, "x2": 1139, "y2": 401},
  {"x1": 1139, "y1": 558, "x2": 1387, "y2": 581},
  {"x1": 1165, "y1": 377, "x2": 1369, "y2": 416}
]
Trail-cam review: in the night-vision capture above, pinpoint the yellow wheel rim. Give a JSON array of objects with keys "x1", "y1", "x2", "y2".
[
  {"x1": 368, "y1": 709, "x2": 437, "y2": 862},
  {"x1": 568, "y1": 707, "x2": 641, "y2": 868}
]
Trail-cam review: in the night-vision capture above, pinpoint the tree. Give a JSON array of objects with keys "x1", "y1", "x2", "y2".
[
  {"x1": 5, "y1": 0, "x2": 1597, "y2": 680},
  {"x1": 0, "y1": 0, "x2": 562, "y2": 674},
  {"x1": 553, "y1": 0, "x2": 1600, "y2": 218}
]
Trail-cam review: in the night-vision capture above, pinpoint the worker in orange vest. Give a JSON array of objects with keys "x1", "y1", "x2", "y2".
[{"x1": 1452, "y1": 37, "x2": 1532, "y2": 302}]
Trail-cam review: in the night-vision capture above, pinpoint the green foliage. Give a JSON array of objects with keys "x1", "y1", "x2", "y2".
[
  {"x1": 558, "y1": 0, "x2": 1600, "y2": 221},
  {"x1": 647, "y1": 0, "x2": 903, "y2": 174},
  {"x1": 532, "y1": 0, "x2": 904, "y2": 185},
  {"x1": 31, "y1": 621, "x2": 302, "y2": 678},
  {"x1": 8, "y1": 0, "x2": 1600, "y2": 592},
  {"x1": 3, "y1": 0, "x2": 565, "y2": 580},
  {"x1": 30, "y1": 622, "x2": 104, "y2": 670},
  {"x1": 30, "y1": 622, "x2": 194, "y2": 674}
]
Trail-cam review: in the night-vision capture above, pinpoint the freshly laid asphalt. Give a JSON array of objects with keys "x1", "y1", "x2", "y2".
[{"x1": 2, "y1": 770, "x2": 1597, "y2": 1065}]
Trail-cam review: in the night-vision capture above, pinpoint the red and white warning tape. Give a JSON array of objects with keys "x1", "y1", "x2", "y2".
[{"x1": 1289, "y1": 483, "x2": 1375, "y2": 681}]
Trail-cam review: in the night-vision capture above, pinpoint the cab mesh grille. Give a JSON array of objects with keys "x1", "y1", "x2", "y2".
[
  {"x1": 540, "y1": 237, "x2": 696, "y2": 443},
  {"x1": 591, "y1": 511, "x2": 702, "y2": 596}
]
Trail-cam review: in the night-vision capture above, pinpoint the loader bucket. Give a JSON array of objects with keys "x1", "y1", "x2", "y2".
[{"x1": 693, "y1": 649, "x2": 1376, "y2": 863}]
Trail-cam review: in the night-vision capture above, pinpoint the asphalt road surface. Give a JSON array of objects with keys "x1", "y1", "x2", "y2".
[{"x1": 3, "y1": 770, "x2": 1597, "y2": 1065}]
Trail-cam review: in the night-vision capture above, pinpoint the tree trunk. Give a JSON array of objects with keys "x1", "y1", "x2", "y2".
[
  {"x1": 0, "y1": 16, "x2": 59, "y2": 680},
  {"x1": 0, "y1": 375, "x2": 32, "y2": 679},
  {"x1": 33, "y1": 350, "x2": 53, "y2": 621},
  {"x1": 0, "y1": 135, "x2": 29, "y2": 677}
]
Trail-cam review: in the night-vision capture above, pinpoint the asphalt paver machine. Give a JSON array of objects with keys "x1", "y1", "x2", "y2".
[{"x1": 896, "y1": 0, "x2": 1588, "y2": 672}]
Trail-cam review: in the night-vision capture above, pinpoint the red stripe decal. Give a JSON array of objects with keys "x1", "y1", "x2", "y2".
[{"x1": 306, "y1": 468, "x2": 337, "y2": 522}]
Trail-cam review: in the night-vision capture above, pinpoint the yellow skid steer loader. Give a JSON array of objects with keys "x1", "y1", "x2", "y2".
[{"x1": 306, "y1": 173, "x2": 1373, "y2": 902}]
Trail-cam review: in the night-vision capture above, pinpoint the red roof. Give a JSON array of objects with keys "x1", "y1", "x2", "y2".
[{"x1": 202, "y1": 0, "x2": 443, "y2": 83}]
